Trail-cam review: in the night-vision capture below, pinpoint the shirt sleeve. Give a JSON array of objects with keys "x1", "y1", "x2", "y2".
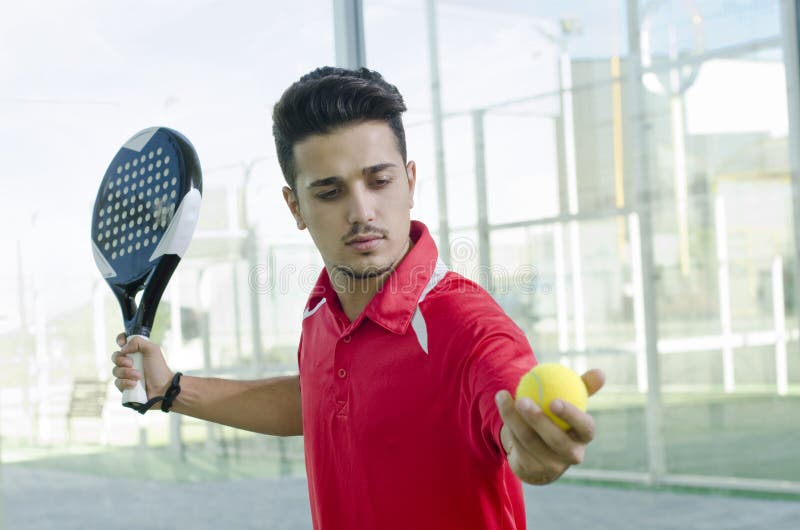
[
  {"x1": 296, "y1": 332, "x2": 304, "y2": 379},
  {"x1": 460, "y1": 316, "x2": 537, "y2": 462}
]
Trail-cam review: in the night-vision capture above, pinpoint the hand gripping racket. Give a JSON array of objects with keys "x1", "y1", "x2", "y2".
[{"x1": 91, "y1": 127, "x2": 202, "y2": 412}]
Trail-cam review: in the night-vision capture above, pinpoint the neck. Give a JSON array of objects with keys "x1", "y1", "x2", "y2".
[{"x1": 338, "y1": 281, "x2": 383, "y2": 322}]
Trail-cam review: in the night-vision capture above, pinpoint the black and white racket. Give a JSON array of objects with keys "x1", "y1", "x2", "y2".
[{"x1": 91, "y1": 127, "x2": 202, "y2": 411}]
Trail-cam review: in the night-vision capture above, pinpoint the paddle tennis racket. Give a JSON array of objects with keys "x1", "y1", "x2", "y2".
[{"x1": 91, "y1": 127, "x2": 202, "y2": 411}]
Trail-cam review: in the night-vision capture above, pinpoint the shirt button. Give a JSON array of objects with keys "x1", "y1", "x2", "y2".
[
  {"x1": 343, "y1": 335, "x2": 352, "y2": 343},
  {"x1": 337, "y1": 368, "x2": 347, "y2": 379}
]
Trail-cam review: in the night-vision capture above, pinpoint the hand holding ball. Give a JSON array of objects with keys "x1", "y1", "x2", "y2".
[{"x1": 515, "y1": 363, "x2": 588, "y2": 430}]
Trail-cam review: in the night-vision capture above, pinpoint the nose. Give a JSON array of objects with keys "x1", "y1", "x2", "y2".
[{"x1": 346, "y1": 184, "x2": 375, "y2": 225}]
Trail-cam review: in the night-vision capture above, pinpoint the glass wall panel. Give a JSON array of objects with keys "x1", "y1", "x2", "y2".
[
  {"x1": 490, "y1": 220, "x2": 649, "y2": 473},
  {"x1": 365, "y1": 0, "x2": 799, "y2": 488},
  {"x1": 4, "y1": 1, "x2": 800, "y2": 528},
  {"x1": 1, "y1": 1, "x2": 333, "y2": 523}
]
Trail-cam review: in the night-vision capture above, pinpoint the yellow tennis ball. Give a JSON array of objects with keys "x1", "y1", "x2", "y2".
[{"x1": 515, "y1": 363, "x2": 588, "y2": 430}]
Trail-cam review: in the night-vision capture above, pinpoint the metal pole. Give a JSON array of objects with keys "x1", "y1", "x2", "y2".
[
  {"x1": 201, "y1": 311, "x2": 220, "y2": 454},
  {"x1": 426, "y1": 0, "x2": 451, "y2": 264},
  {"x1": 628, "y1": 213, "x2": 648, "y2": 393},
  {"x1": 626, "y1": 0, "x2": 666, "y2": 482},
  {"x1": 15, "y1": 239, "x2": 33, "y2": 442},
  {"x1": 247, "y1": 228, "x2": 264, "y2": 369},
  {"x1": 559, "y1": 45, "x2": 588, "y2": 374},
  {"x1": 269, "y1": 247, "x2": 281, "y2": 347},
  {"x1": 16, "y1": 240, "x2": 28, "y2": 333},
  {"x1": 553, "y1": 223, "x2": 570, "y2": 364},
  {"x1": 472, "y1": 109, "x2": 491, "y2": 291},
  {"x1": 231, "y1": 263, "x2": 244, "y2": 363},
  {"x1": 92, "y1": 282, "x2": 107, "y2": 380},
  {"x1": 714, "y1": 196, "x2": 735, "y2": 392},
  {"x1": 169, "y1": 280, "x2": 183, "y2": 362},
  {"x1": 0, "y1": 370, "x2": 3, "y2": 530},
  {"x1": 772, "y1": 255, "x2": 789, "y2": 395},
  {"x1": 333, "y1": 0, "x2": 366, "y2": 68},
  {"x1": 240, "y1": 159, "x2": 268, "y2": 370},
  {"x1": 780, "y1": 0, "x2": 800, "y2": 355},
  {"x1": 31, "y1": 217, "x2": 49, "y2": 445},
  {"x1": 553, "y1": 80, "x2": 571, "y2": 364}
]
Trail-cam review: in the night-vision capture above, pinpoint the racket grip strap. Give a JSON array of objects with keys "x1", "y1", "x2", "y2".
[
  {"x1": 160, "y1": 372, "x2": 183, "y2": 412},
  {"x1": 124, "y1": 372, "x2": 183, "y2": 415}
]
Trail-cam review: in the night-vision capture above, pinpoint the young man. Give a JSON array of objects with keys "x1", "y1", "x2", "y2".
[{"x1": 111, "y1": 67, "x2": 604, "y2": 530}]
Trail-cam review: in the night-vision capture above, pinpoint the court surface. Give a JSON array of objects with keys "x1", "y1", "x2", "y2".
[{"x1": 3, "y1": 466, "x2": 798, "y2": 529}]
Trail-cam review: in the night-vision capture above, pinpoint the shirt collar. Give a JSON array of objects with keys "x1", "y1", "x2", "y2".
[
  {"x1": 305, "y1": 220, "x2": 440, "y2": 335},
  {"x1": 364, "y1": 220, "x2": 439, "y2": 334}
]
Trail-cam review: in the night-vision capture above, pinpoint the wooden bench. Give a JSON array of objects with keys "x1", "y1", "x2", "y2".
[{"x1": 67, "y1": 379, "x2": 108, "y2": 443}]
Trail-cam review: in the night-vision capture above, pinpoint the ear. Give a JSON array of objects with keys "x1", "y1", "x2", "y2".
[
  {"x1": 406, "y1": 160, "x2": 417, "y2": 209},
  {"x1": 282, "y1": 186, "x2": 306, "y2": 230}
]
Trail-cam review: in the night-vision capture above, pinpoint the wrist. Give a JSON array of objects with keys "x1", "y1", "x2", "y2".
[{"x1": 160, "y1": 372, "x2": 183, "y2": 412}]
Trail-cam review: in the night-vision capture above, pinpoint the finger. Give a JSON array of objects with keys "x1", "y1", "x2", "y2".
[
  {"x1": 497, "y1": 391, "x2": 558, "y2": 461},
  {"x1": 114, "y1": 377, "x2": 139, "y2": 392},
  {"x1": 112, "y1": 365, "x2": 141, "y2": 380},
  {"x1": 515, "y1": 397, "x2": 584, "y2": 465},
  {"x1": 500, "y1": 395, "x2": 573, "y2": 484},
  {"x1": 549, "y1": 399, "x2": 596, "y2": 445},
  {"x1": 505, "y1": 425, "x2": 548, "y2": 482},
  {"x1": 110, "y1": 351, "x2": 133, "y2": 367},
  {"x1": 116, "y1": 333, "x2": 127, "y2": 347},
  {"x1": 581, "y1": 368, "x2": 605, "y2": 397},
  {"x1": 497, "y1": 392, "x2": 557, "y2": 477}
]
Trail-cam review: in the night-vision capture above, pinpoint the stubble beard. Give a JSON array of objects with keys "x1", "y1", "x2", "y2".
[{"x1": 330, "y1": 237, "x2": 412, "y2": 291}]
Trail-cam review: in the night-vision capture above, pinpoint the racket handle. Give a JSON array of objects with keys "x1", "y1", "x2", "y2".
[{"x1": 121, "y1": 334, "x2": 148, "y2": 407}]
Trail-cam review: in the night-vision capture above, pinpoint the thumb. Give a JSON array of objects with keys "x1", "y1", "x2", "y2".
[
  {"x1": 582, "y1": 368, "x2": 606, "y2": 397},
  {"x1": 120, "y1": 335, "x2": 153, "y2": 355}
]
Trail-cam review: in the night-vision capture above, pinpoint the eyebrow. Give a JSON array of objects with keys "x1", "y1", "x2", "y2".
[
  {"x1": 363, "y1": 162, "x2": 397, "y2": 176},
  {"x1": 307, "y1": 176, "x2": 341, "y2": 189},
  {"x1": 306, "y1": 163, "x2": 399, "y2": 189}
]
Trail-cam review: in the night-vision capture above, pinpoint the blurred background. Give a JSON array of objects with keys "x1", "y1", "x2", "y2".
[{"x1": 1, "y1": 0, "x2": 799, "y2": 527}]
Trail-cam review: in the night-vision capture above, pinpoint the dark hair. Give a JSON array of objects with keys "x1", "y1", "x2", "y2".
[{"x1": 272, "y1": 66, "x2": 408, "y2": 189}]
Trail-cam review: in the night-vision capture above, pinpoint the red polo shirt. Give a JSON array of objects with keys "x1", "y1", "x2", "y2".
[{"x1": 298, "y1": 221, "x2": 536, "y2": 530}]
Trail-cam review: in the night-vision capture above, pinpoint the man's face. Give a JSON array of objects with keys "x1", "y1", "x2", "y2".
[{"x1": 283, "y1": 120, "x2": 416, "y2": 283}]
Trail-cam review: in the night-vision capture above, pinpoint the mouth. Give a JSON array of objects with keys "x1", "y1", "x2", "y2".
[{"x1": 346, "y1": 234, "x2": 384, "y2": 252}]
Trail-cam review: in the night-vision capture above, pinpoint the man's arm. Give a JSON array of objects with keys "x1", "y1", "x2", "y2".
[
  {"x1": 111, "y1": 334, "x2": 302, "y2": 436},
  {"x1": 171, "y1": 374, "x2": 302, "y2": 436}
]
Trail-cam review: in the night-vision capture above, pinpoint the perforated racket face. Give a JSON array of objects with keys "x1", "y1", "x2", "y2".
[
  {"x1": 91, "y1": 127, "x2": 202, "y2": 335},
  {"x1": 91, "y1": 128, "x2": 201, "y2": 285}
]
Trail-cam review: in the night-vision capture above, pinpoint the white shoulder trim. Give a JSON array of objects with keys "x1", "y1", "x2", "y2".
[
  {"x1": 303, "y1": 298, "x2": 327, "y2": 319},
  {"x1": 419, "y1": 258, "x2": 449, "y2": 304},
  {"x1": 411, "y1": 309, "x2": 428, "y2": 354},
  {"x1": 411, "y1": 258, "x2": 449, "y2": 354}
]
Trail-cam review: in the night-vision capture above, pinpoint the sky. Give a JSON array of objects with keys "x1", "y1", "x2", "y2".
[
  {"x1": 0, "y1": 0, "x2": 788, "y2": 333},
  {"x1": 0, "y1": 1, "x2": 336, "y2": 330}
]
